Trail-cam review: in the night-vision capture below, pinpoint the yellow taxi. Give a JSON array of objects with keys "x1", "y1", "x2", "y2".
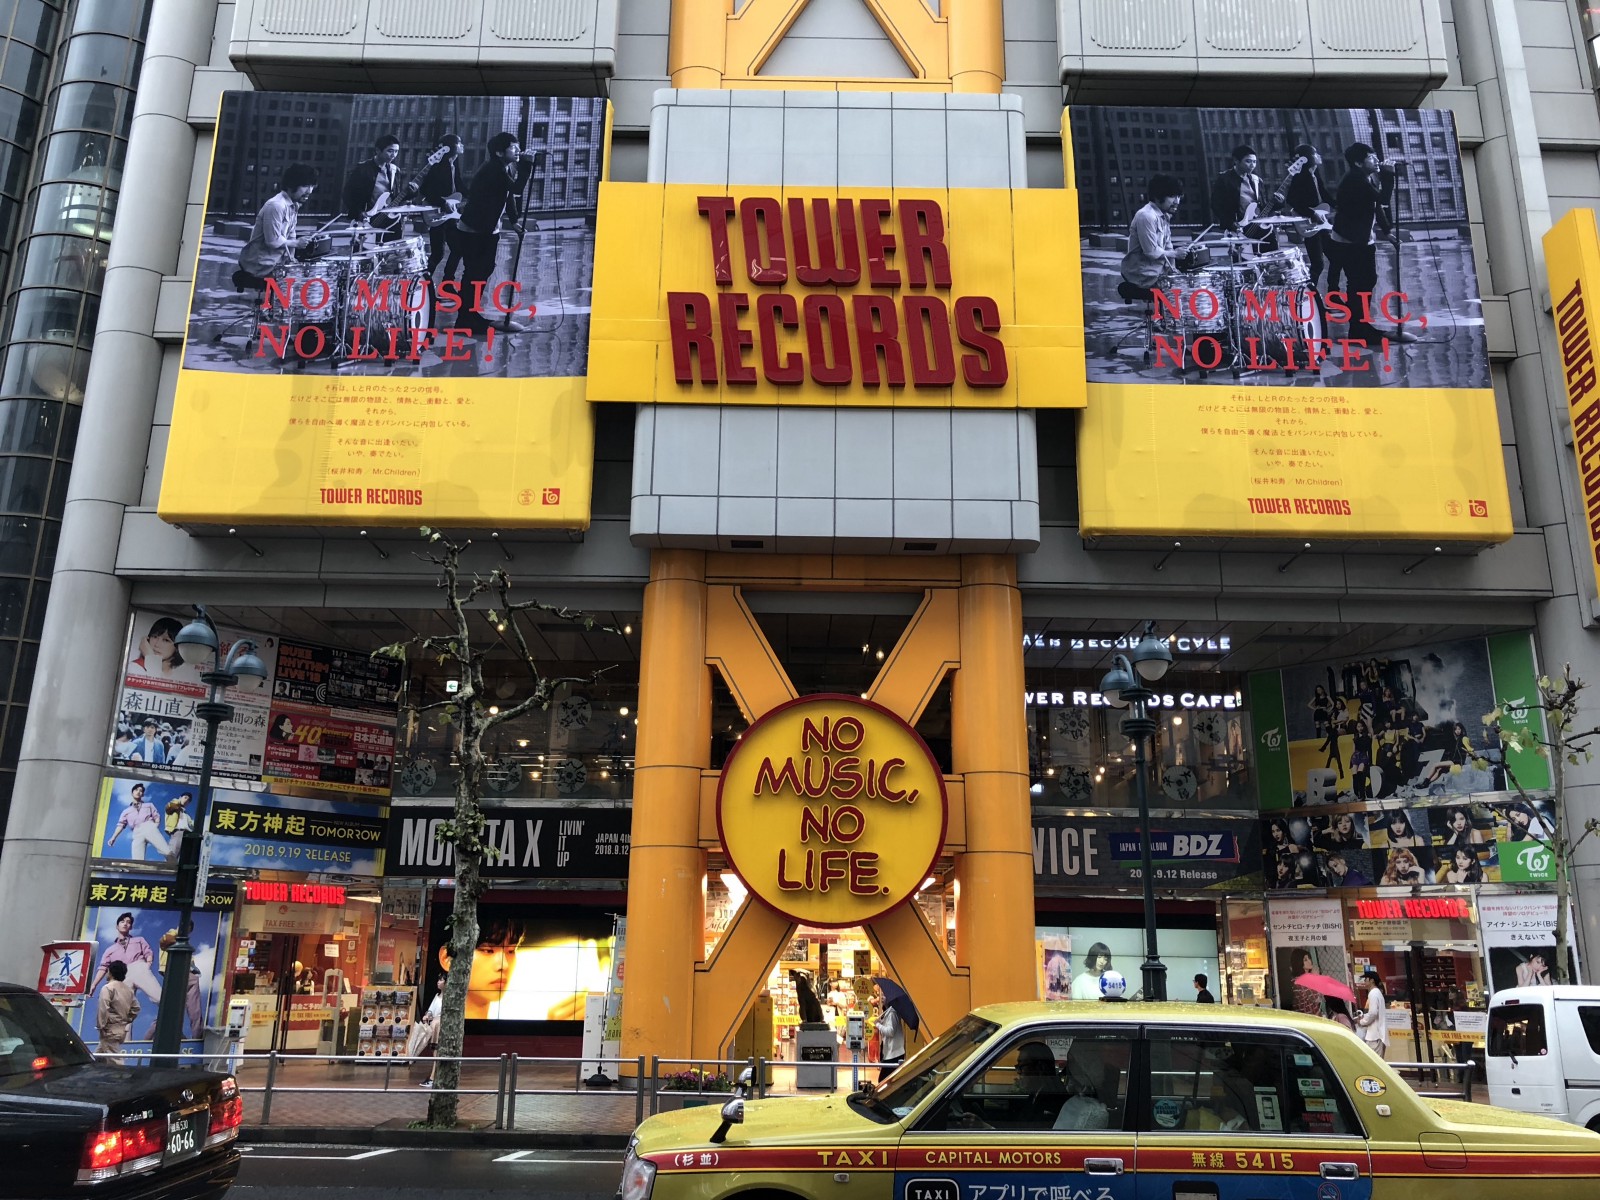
[{"x1": 617, "y1": 1002, "x2": 1600, "y2": 1200}]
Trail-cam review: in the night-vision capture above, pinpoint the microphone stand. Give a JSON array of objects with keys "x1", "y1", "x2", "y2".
[{"x1": 498, "y1": 149, "x2": 546, "y2": 335}]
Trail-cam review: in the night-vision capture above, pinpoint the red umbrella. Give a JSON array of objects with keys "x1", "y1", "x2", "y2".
[{"x1": 1292, "y1": 973, "x2": 1356, "y2": 1003}]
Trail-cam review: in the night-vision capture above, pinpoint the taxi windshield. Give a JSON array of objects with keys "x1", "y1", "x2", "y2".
[{"x1": 865, "y1": 1013, "x2": 1000, "y2": 1120}]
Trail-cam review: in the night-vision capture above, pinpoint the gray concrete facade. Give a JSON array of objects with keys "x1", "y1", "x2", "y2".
[{"x1": 2, "y1": 0, "x2": 1600, "y2": 981}]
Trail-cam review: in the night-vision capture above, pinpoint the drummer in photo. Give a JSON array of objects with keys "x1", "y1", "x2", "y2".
[
  {"x1": 1119, "y1": 173, "x2": 1185, "y2": 296},
  {"x1": 236, "y1": 163, "x2": 319, "y2": 287}
]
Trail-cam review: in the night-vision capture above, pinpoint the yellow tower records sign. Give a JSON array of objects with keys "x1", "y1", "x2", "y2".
[{"x1": 716, "y1": 695, "x2": 948, "y2": 928}]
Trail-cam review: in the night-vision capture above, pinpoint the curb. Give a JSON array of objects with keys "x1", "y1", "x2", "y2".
[{"x1": 241, "y1": 1124, "x2": 632, "y2": 1150}]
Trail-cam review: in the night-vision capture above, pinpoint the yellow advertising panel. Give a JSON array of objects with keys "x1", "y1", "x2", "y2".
[
  {"x1": 160, "y1": 90, "x2": 603, "y2": 528},
  {"x1": 1543, "y1": 209, "x2": 1600, "y2": 599},
  {"x1": 1070, "y1": 105, "x2": 1512, "y2": 542},
  {"x1": 717, "y1": 695, "x2": 947, "y2": 928},
  {"x1": 160, "y1": 374, "x2": 591, "y2": 527},
  {"x1": 587, "y1": 182, "x2": 1085, "y2": 408}
]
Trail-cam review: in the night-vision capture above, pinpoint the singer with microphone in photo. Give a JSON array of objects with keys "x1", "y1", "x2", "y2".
[{"x1": 1327, "y1": 142, "x2": 1417, "y2": 348}]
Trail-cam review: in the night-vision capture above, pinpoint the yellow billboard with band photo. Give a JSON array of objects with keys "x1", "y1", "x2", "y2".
[
  {"x1": 585, "y1": 182, "x2": 1085, "y2": 409},
  {"x1": 1070, "y1": 105, "x2": 1511, "y2": 541},
  {"x1": 159, "y1": 91, "x2": 603, "y2": 529}
]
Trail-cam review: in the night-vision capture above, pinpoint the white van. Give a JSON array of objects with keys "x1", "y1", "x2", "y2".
[{"x1": 1486, "y1": 985, "x2": 1600, "y2": 1131}]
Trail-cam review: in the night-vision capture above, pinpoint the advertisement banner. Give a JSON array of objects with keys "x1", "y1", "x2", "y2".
[
  {"x1": 1032, "y1": 813, "x2": 1261, "y2": 889},
  {"x1": 80, "y1": 880, "x2": 232, "y2": 1051},
  {"x1": 1543, "y1": 209, "x2": 1600, "y2": 599},
  {"x1": 1070, "y1": 105, "x2": 1510, "y2": 542},
  {"x1": 1266, "y1": 896, "x2": 1348, "y2": 1012},
  {"x1": 1479, "y1": 894, "x2": 1580, "y2": 993},
  {"x1": 206, "y1": 787, "x2": 387, "y2": 876},
  {"x1": 112, "y1": 609, "x2": 278, "y2": 780},
  {"x1": 384, "y1": 803, "x2": 631, "y2": 878},
  {"x1": 93, "y1": 775, "x2": 206, "y2": 866},
  {"x1": 160, "y1": 91, "x2": 603, "y2": 529},
  {"x1": 264, "y1": 637, "x2": 401, "y2": 796},
  {"x1": 587, "y1": 183, "x2": 1085, "y2": 409}
]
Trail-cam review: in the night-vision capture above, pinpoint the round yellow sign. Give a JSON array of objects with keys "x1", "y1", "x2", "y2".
[{"x1": 717, "y1": 694, "x2": 947, "y2": 928}]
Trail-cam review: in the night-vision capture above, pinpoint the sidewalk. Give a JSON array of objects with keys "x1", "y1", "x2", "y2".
[{"x1": 233, "y1": 1054, "x2": 854, "y2": 1147}]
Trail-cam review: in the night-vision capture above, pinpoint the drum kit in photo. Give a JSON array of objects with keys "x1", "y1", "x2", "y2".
[
  {"x1": 1150, "y1": 216, "x2": 1324, "y2": 375},
  {"x1": 259, "y1": 211, "x2": 436, "y2": 366}
]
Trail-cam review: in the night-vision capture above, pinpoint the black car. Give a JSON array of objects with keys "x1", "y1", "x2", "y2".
[{"x1": 0, "y1": 982, "x2": 240, "y2": 1199}]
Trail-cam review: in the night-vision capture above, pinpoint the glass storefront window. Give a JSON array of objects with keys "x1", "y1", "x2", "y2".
[
  {"x1": 394, "y1": 618, "x2": 640, "y2": 801},
  {"x1": 1027, "y1": 680, "x2": 1255, "y2": 810}
]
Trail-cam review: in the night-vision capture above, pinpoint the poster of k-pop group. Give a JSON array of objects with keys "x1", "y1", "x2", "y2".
[
  {"x1": 78, "y1": 876, "x2": 233, "y2": 1050},
  {"x1": 1265, "y1": 795, "x2": 1557, "y2": 890}
]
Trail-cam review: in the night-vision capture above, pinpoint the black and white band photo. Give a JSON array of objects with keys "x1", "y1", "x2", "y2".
[
  {"x1": 1071, "y1": 106, "x2": 1490, "y2": 390},
  {"x1": 181, "y1": 92, "x2": 604, "y2": 380}
]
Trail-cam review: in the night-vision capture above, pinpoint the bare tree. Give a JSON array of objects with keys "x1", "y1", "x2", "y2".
[
  {"x1": 375, "y1": 529, "x2": 614, "y2": 1127},
  {"x1": 1478, "y1": 663, "x2": 1600, "y2": 983}
]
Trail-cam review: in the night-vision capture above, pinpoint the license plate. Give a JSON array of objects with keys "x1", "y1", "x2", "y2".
[{"x1": 165, "y1": 1111, "x2": 205, "y2": 1164}]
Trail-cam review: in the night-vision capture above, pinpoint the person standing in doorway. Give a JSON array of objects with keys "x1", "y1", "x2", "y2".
[
  {"x1": 1357, "y1": 968, "x2": 1389, "y2": 1058},
  {"x1": 96, "y1": 960, "x2": 140, "y2": 1053},
  {"x1": 1193, "y1": 973, "x2": 1216, "y2": 1003}
]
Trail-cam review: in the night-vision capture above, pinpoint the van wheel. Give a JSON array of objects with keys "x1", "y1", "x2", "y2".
[{"x1": 1587, "y1": 1114, "x2": 1600, "y2": 1134}]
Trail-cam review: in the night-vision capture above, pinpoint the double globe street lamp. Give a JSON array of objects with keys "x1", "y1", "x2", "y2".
[
  {"x1": 1097, "y1": 622, "x2": 1174, "y2": 1003},
  {"x1": 150, "y1": 607, "x2": 268, "y2": 1056}
]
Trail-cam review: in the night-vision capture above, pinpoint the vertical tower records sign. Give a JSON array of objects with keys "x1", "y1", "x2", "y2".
[{"x1": 716, "y1": 695, "x2": 947, "y2": 928}]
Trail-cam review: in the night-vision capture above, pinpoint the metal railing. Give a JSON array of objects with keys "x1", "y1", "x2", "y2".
[{"x1": 1388, "y1": 1059, "x2": 1477, "y2": 1100}]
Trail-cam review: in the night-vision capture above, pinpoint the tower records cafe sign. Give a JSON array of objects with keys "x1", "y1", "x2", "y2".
[{"x1": 717, "y1": 695, "x2": 947, "y2": 928}]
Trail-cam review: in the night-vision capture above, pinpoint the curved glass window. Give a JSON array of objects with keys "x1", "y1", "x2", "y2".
[
  {"x1": 2, "y1": 45, "x2": 47, "y2": 94},
  {"x1": 11, "y1": 1, "x2": 59, "y2": 49},
  {"x1": 69, "y1": 0, "x2": 148, "y2": 38},
  {"x1": 28, "y1": 178, "x2": 108, "y2": 237},
  {"x1": 0, "y1": 456, "x2": 54, "y2": 514},
  {"x1": 0, "y1": 142, "x2": 31, "y2": 195},
  {"x1": 0, "y1": 516, "x2": 39, "y2": 573},
  {"x1": 0, "y1": 89, "x2": 39, "y2": 143},
  {"x1": 39, "y1": 130, "x2": 124, "y2": 184},
  {"x1": 61, "y1": 34, "x2": 131, "y2": 84},
  {"x1": 0, "y1": 341, "x2": 86, "y2": 401},
  {"x1": 0, "y1": 399, "x2": 64, "y2": 454},
  {"x1": 8, "y1": 288, "x2": 90, "y2": 342},
  {"x1": 50, "y1": 80, "x2": 121, "y2": 133},
  {"x1": 18, "y1": 234, "x2": 105, "y2": 291}
]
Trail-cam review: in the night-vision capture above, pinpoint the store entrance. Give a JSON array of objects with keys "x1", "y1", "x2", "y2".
[{"x1": 1353, "y1": 940, "x2": 1486, "y2": 1066}]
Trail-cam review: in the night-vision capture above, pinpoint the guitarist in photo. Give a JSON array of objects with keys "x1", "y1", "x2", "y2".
[
  {"x1": 341, "y1": 133, "x2": 404, "y2": 244},
  {"x1": 1209, "y1": 144, "x2": 1272, "y2": 250},
  {"x1": 420, "y1": 133, "x2": 465, "y2": 281},
  {"x1": 1281, "y1": 143, "x2": 1336, "y2": 293}
]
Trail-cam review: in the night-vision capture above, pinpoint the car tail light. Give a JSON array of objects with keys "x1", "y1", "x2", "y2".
[
  {"x1": 207, "y1": 1078, "x2": 244, "y2": 1148},
  {"x1": 77, "y1": 1118, "x2": 166, "y2": 1183}
]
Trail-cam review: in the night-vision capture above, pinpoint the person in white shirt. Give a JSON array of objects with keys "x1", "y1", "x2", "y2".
[
  {"x1": 872, "y1": 981, "x2": 905, "y2": 1081},
  {"x1": 238, "y1": 164, "x2": 318, "y2": 284},
  {"x1": 1120, "y1": 174, "x2": 1184, "y2": 292},
  {"x1": 1356, "y1": 969, "x2": 1389, "y2": 1057}
]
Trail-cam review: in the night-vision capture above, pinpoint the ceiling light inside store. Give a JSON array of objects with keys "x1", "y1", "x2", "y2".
[
  {"x1": 619, "y1": 707, "x2": 629, "y2": 716},
  {"x1": 1173, "y1": 716, "x2": 1184, "y2": 726},
  {"x1": 918, "y1": 876, "x2": 938, "y2": 893},
  {"x1": 488, "y1": 706, "x2": 499, "y2": 715},
  {"x1": 624, "y1": 624, "x2": 633, "y2": 635},
  {"x1": 517, "y1": 739, "x2": 529, "y2": 748}
]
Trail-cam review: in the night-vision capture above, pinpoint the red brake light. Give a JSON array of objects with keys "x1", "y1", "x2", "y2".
[
  {"x1": 210, "y1": 1094, "x2": 243, "y2": 1132},
  {"x1": 30, "y1": 1056, "x2": 48, "y2": 1071},
  {"x1": 78, "y1": 1119, "x2": 166, "y2": 1180}
]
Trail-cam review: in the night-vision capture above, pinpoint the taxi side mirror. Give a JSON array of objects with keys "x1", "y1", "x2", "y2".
[{"x1": 710, "y1": 1097, "x2": 744, "y2": 1145}]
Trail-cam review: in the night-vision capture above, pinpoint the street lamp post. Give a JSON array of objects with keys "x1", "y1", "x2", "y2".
[
  {"x1": 1098, "y1": 622, "x2": 1174, "y2": 1003},
  {"x1": 150, "y1": 607, "x2": 267, "y2": 1056}
]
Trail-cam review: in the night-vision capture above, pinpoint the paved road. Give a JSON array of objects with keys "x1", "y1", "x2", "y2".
[{"x1": 233, "y1": 1144, "x2": 624, "y2": 1198}]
